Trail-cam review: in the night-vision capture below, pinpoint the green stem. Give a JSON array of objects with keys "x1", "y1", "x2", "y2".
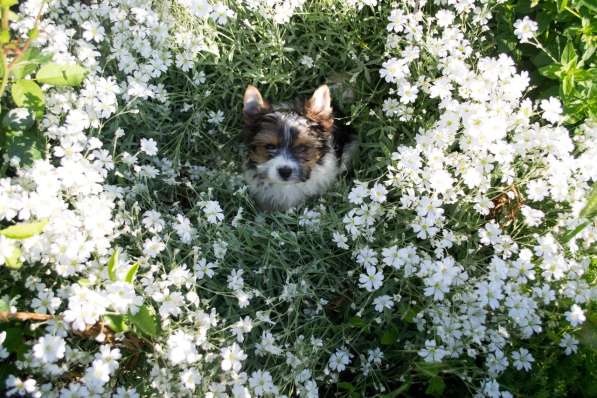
[{"x1": 0, "y1": 47, "x2": 8, "y2": 99}]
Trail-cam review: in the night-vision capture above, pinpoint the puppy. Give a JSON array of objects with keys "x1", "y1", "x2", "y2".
[{"x1": 243, "y1": 85, "x2": 356, "y2": 211}]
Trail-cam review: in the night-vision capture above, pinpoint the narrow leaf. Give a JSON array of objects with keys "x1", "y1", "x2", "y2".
[
  {"x1": 124, "y1": 262, "x2": 139, "y2": 284},
  {"x1": 580, "y1": 184, "x2": 597, "y2": 219},
  {"x1": 107, "y1": 249, "x2": 119, "y2": 282}
]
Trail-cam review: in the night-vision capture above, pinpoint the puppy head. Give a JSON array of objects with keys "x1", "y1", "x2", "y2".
[{"x1": 243, "y1": 85, "x2": 334, "y2": 184}]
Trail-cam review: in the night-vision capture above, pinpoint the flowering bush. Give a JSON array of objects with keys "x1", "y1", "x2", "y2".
[{"x1": 0, "y1": 0, "x2": 595, "y2": 397}]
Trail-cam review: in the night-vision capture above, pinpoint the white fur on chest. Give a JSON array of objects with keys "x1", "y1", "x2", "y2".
[{"x1": 245, "y1": 152, "x2": 340, "y2": 211}]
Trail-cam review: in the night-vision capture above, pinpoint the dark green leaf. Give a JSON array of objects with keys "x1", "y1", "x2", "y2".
[
  {"x1": 425, "y1": 376, "x2": 446, "y2": 397},
  {"x1": 2, "y1": 108, "x2": 34, "y2": 130},
  {"x1": 381, "y1": 328, "x2": 397, "y2": 345},
  {"x1": 337, "y1": 382, "x2": 354, "y2": 392},
  {"x1": 36, "y1": 63, "x2": 88, "y2": 87},
  {"x1": 1, "y1": 327, "x2": 27, "y2": 358},
  {"x1": 349, "y1": 316, "x2": 367, "y2": 329},
  {"x1": 0, "y1": 220, "x2": 47, "y2": 239},
  {"x1": 11, "y1": 80, "x2": 44, "y2": 118},
  {"x1": 0, "y1": 129, "x2": 45, "y2": 167},
  {"x1": 539, "y1": 64, "x2": 562, "y2": 80},
  {"x1": 129, "y1": 304, "x2": 159, "y2": 337}
]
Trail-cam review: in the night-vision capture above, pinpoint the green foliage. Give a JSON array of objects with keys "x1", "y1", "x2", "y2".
[
  {"x1": 0, "y1": 4, "x2": 87, "y2": 168},
  {"x1": 492, "y1": 0, "x2": 596, "y2": 123}
]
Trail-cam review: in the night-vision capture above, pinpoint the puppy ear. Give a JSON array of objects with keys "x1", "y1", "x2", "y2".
[
  {"x1": 243, "y1": 85, "x2": 270, "y2": 118},
  {"x1": 304, "y1": 84, "x2": 333, "y2": 130}
]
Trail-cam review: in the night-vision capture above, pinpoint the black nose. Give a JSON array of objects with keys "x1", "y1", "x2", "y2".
[{"x1": 278, "y1": 166, "x2": 292, "y2": 180}]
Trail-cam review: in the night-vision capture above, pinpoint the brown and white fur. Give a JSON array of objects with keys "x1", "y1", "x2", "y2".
[{"x1": 243, "y1": 84, "x2": 356, "y2": 211}]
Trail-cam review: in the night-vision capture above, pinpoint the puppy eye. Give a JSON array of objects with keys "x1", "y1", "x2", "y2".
[
  {"x1": 265, "y1": 144, "x2": 277, "y2": 151},
  {"x1": 294, "y1": 145, "x2": 308, "y2": 153}
]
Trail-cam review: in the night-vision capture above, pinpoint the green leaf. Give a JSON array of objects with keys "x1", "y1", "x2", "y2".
[
  {"x1": 561, "y1": 41, "x2": 578, "y2": 66},
  {"x1": 338, "y1": 382, "x2": 355, "y2": 392},
  {"x1": 557, "y1": 0, "x2": 569, "y2": 12},
  {"x1": 129, "y1": 304, "x2": 159, "y2": 337},
  {"x1": 0, "y1": 129, "x2": 45, "y2": 167},
  {"x1": 4, "y1": 246, "x2": 21, "y2": 269},
  {"x1": 562, "y1": 73, "x2": 575, "y2": 95},
  {"x1": 2, "y1": 108, "x2": 34, "y2": 130},
  {"x1": 124, "y1": 263, "x2": 139, "y2": 284},
  {"x1": 561, "y1": 221, "x2": 590, "y2": 243},
  {"x1": 425, "y1": 376, "x2": 446, "y2": 397},
  {"x1": 0, "y1": 0, "x2": 18, "y2": 7},
  {"x1": 11, "y1": 48, "x2": 52, "y2": 80},
  {"x1": 539, "y1": 64, "x2": 562, "y2": 80},
  {"x1": 103, "y1": 314, "x2": 129, "y2": 333},
  {"x1": 580, "y1": 183, "x2": 597, "y2": 219},
  {"x1": 381, "y1": 328, "x2": 397, "y2": 345},
  {"x1": 349, "y1": 316, "x2": 367, "y2": 329},
  {"x1": 11, "y1": 80, "x2": 44, "y2": 118},
  {"x1": 36, "y1": 63, "x2": 88, "y2": 87},
  {"x1": 0, "y1": 298, "x2": 9, "y2": 312},
  {"x1": 107, "y1": 249, "x2": 119, "y2": 282},
  {"x1": 0, "y1": 220, "x2": 47, "y2": 239},
  {"x1": 1, "y1": 327, "x2": 27, "y2": 358},
  {"x1": 381, "y1": 382, "x2": 412, "y2": 398}
]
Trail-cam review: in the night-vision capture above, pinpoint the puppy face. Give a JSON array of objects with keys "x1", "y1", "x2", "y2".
[{"x1": 243, "y1": 85, "x2": 334, "y2": 184}]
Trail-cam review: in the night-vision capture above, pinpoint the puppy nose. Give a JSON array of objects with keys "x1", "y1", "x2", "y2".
[{"x1": 278, "y1": 166, "x2": 292, "y2": 180}]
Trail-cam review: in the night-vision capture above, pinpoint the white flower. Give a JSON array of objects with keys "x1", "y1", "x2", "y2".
[
  {"x1": 370, "y1": 183, "x2": 388, "y2": 203},
  {"x1": 181, "y1": 368, "x2": 202, "y2": 391},
  {"x1": 560, "y1": 333, "x2": 579, "y2": 355},
  {"x1": 511, "y1": 348, "x2": 534, "y2": 371},
  {"x1": 203, "y1": 201, "x2": 224, "y2": 223},
  {"x1": 208, "y1": 110, "x2": 225, "y2": 125},
  {"x1": 380, "y1": 58, "x2": 408, "y2": 83},
  {"x1": 32, "y1": 335, "x2": 66, "y2": 363},
  {"x1": 173, "y1": 214, "x2": 194, "y2": 244},
  {"x1": 167, "y1": 331, "x2": 199, "y2": 365},
  {"x1": 328, "y1": 348, "x2": 352, "y2": 372},
  {"x1": 139, "y1": 138, "x2": 158, "y2": 156},
  {"x1": 249, "y1": 370, "x2": 276, "y2": 396},
  {"x1": 513, "y1": 17, "x2": 538, "y2": 43},
  {"x1": 5, "y1": 376, "x2": 37, "y2": 397},
  {"x1": 372, "y1": 295, "x2": 394, "y2": 312},
  {"x1": 565, "y1": 304, "x2": 586, "y2": 327},
  {"x1": 348, "y1": 184, "x2": 368, "y2": 204},
  {"x1": 358, "y1": 266, "x2": 384, "y2": 292},
  {"x1": 540, "y1": 97, "x2": 563, "y2": 124},
  {"x1": 221, "y1": 343, "x2": 247, "y2": 372},
  {"x1": 418, "y1": 340, "x2": 447, "y2": 363},
  {"x1": 143, "y1": 236, "x2": 166, "y2": 257},
  {"x1": 332, "y1": 231, "x2": 349, "y2": 250},
  {"x1": 299, "y1": 55, "x2": 314, "y2": 68},
  {"x1": 211, "y1": 3, "x2": 235, "y2": 25}
]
